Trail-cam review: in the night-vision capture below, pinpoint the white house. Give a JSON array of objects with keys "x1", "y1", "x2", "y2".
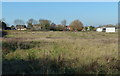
[
  {"x1": 16, "y1": 25, "x2": 27, "y2": 31},
  {"x1": 17, "y1": 28, "x2": 27, "y2": 30},
  {"x1": 96, "y1": 27, "x2": 116, "y2": 32}
]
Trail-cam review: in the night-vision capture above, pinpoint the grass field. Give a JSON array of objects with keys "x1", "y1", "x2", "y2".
[{"x1": 2, "y1": 30, "x2": 119, "y2": 75}]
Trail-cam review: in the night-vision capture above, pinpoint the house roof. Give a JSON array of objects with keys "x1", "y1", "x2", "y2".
[
  {"x1": 16, "y1": 25, "x2": 26, "y2": 29},
  {"x1": 97, "y1": 25, "x2": 118, "y2": 28}
]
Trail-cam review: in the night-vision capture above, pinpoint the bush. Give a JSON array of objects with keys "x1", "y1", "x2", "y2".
[{"x1": 2, "y1": 41, "x2": 36, "y2": 54}]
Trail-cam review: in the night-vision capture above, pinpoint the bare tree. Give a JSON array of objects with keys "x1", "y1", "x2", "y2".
[
  {"x1": 61, "y1": 19, "x2": 67, "y2": 26},
  {"x1": 61, "y1": 20, "x2": 67, "y2": 31},
  {"x1": 27, "y1": 18, "x2": 38, "y2": 29},
  {"x1": 14, "y1": 19, "x2": 25, "y2": 25},
  {"x1": 27, "y1": 18, "x2": 38, "y2": 25}
]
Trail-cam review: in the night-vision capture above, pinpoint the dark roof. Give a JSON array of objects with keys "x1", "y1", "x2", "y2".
[
  {"x1": 16, "y1": 25, "x2": 26, "y2": 29},
  {"x1": 0, "y1": 21, "x2": 7, "y2": 30}
]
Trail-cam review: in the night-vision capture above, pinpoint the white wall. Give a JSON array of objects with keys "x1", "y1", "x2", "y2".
[
  {"x1": 106, "y1": 27, "x2": 115, "y2": 32},
  {"x1": 96, "y1": 28, "x2": 102, "y2": 32}
]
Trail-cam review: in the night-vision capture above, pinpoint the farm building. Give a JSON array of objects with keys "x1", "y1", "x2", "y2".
[
  {"x1": 16, "y1": 25, "x2": 27, "y2": 30},
  {"x1": 96, "y1": 26, "x2": 117, "y2": 32}
]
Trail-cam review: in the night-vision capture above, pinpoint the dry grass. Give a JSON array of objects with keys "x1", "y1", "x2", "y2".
[{"x1": 2, "y1": 30, "x2": 119, "y2": 75}]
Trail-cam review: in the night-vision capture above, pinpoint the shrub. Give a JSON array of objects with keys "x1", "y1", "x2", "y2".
[{"x1": 2, "y1": 41, "x2": 36, "y2": 54}]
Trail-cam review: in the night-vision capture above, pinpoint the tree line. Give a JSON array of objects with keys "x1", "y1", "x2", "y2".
[
  {"x1": 1, "y1": 18, "x2": 118, "y2": 31},
  {"x1": 1, "y1": 19, "x2": 85, "y2": 31}
]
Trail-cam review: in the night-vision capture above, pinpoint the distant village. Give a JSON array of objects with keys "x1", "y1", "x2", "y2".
[{"x1": 0, "y1": 19, "x2": 118, "y2": 33}]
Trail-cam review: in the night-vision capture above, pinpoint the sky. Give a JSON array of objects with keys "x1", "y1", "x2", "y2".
[
  {"x1": 2, "y1": 2, "x2": 118, "y2": 26},
  {"x1": 1, "y1": 0, "x2": 119, "y2": 2}
]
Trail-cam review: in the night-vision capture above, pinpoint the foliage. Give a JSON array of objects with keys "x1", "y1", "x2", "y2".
[
  {"x1": 50, "y1": 23, "x2": 56, "y2": 31},
  {"x1": 2, "y1": 40, "x2": 36, "y2": 54},
  {"x1": 69, "y1": 19, "x2": 84, "y2": 31},
  {"x1": 27, "y1": 23, "x2": 33, "y2": 30},
  {"x1": 85, "y1": 27, "x2": 87, "y2": 30},
  {"x1": 88, "y1": 26, "x2": 95, "y2": 31},
  {"x1": 39, "y1": 19, "x2": 51, "y2": 31},
  {"x1": 55, "y1": 25, "x2": 65, "y2": 31},
  {"x1": 27, "y1": 18, "x2": 38, "y2": 30}
]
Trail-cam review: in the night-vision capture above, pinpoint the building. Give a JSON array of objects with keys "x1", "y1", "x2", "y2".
[
  {"x1": 16, "y1": 25, "x2": 27, "y2": 30},
  {"x1": 96, "y1": 27, "x2": 117, "y2": 32},
  {"x1": 0, "y1": 21, "x2": 7, "y2": 30},
  {"x1": 96, "y1": 27, "x2": 103, "y2": 32},
  {"x1": 106, "y1": 27, "x2": 116, "y2": 32},
  {"x1": 66, "y1": 26, "x2": 73, "y2": 31}
]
